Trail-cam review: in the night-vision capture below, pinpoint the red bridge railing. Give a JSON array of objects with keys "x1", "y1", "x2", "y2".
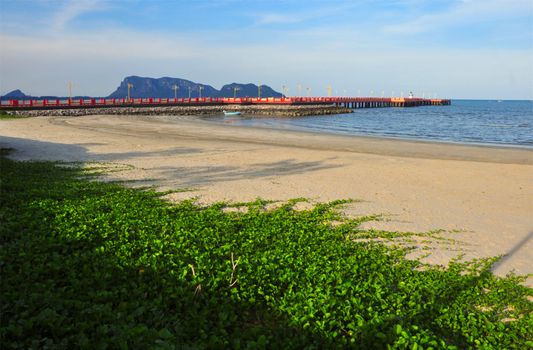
[{"x1": 0, "y1": 96, "x2": 451, "y2": 109}]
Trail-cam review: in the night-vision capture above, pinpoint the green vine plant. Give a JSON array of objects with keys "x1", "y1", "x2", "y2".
[{"x1": 1, "y1": 155, "x2": 531, "y2": 349}]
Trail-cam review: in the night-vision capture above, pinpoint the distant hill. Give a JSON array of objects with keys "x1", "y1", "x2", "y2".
[
  {"x1": 107, "y1": 76, "x2": 218, "y2": 99},
  {"x1": 1, "y1": 77, "x2": 283, "y2": 100},
  {"x1": 0, "y1": 89, "x2": 93, "y2": 100},
  {"x1": 219, "y1": 83, "x2": 282, "y2": 98},
  {"x1": 107, "y1": 76, "x2": 282, "y2": 98},
  {"x1": 2, "y1": 89, "x2": 28, "y2": 99}
]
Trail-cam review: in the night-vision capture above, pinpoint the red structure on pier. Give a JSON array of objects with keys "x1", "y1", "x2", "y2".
[{"x1": 0, "y1": 96, "x2": 450, "y2": 110}]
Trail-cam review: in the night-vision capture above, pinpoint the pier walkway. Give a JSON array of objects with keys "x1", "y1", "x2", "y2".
[{"x1": 1, "y1": 96, "x2": 450, "y2": 110}]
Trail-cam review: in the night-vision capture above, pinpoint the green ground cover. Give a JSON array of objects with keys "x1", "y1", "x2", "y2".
[
  {"x1": 0, "y1": 110, "x2": 12, "y2": 119},
  {"x1": 1, "y1": 154, "x2": 531, "y2": 349},
  {"x1": 0, "y1": 110, "x2": 25, "y2": 119}
]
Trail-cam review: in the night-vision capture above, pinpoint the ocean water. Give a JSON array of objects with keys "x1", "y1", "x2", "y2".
[{"x1": 206, "y1": 100, "x2": 533, "y2": 148}]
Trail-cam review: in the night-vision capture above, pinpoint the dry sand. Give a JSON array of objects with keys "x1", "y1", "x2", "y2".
[{"x1": 1, "y1": 115, "x2": 532, "y2": 283}]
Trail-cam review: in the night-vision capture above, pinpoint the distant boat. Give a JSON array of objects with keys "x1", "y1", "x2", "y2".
[{"x1": 223, "y1": 110, "x2": 241, "y2": 116}]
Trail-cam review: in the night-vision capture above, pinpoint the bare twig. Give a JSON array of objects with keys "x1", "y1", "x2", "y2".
[
  {"x1": 229, "y1": 252, "x2": 240, "y2": 287},
  {"x1": 195, "y1": 284, "x2": 202, "y2": 295},
  {"x1": 190, "y1": 264, "x2": 202, "y2": 294}
]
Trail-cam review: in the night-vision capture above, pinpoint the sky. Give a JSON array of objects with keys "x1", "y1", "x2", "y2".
[{"x1": 1, "y1": 0, "x2": 532, "y2": 99}]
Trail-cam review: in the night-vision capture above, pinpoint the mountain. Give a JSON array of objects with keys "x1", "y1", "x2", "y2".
[
  {"x1": 1, "y1": 77, "x2": 283, "y2": 101},
  {"x1": 107, "y1": 76, "x2": 282, "y2": 98},
  {"x1": 1, "y1": 89, "x2": 29, "y2": 99},
  {"x1": 107, "y1": 76, "x2": 219, "y2": 99},
  {"x1": 219, "y1": 83, "x2": 282, "y2": 98},
  {"x1": 0, "y1": 89, "x2": 93, "y2": 100}
]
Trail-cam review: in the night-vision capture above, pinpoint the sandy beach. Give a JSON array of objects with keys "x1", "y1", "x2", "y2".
[{"x1": 1, "y1": 115, "x2": 532, "y2": 282}]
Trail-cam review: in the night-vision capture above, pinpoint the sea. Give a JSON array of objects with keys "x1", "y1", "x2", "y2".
[{"x1": 205, "y1": 100, "x2": 533, "y2": 148}]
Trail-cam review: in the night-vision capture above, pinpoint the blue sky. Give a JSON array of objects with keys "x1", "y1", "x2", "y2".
[{"x1": 1, "y1": 0, "x2": 532, "y2": 99}]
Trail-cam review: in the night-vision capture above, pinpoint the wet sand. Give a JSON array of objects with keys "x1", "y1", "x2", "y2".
[{"x1": 1, "y1": 115, "x2": 532, "y2": 282}]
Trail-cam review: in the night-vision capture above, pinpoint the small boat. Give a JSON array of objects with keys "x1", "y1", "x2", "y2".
[{"x1": 223, "y1": 110, "x2": 241, "y2": 116}]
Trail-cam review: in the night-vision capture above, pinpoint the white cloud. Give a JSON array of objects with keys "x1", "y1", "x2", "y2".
[
  {"x1": 0, "y1": 0, "x2": 531, "y2": 99},
  {"x1": 250, "y1": 2, "x2": 358, "y2": 27},
  {"x1": 50, "y1": 0, "x2": 107, "y2": 33},
  {"x1": 383, "y1": 0, "x2": 533, "y2": 35},
  {"x1": 255, "y1": 13, "x2": 302, "y2": 25},
  {"x1": 1, "y1": 28, "x2": 531, "y2": 99}
]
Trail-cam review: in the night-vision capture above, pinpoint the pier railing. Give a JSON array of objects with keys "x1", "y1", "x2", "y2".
[{"x1": 0, "y1": 96, "x2": 451, "y2": 110}]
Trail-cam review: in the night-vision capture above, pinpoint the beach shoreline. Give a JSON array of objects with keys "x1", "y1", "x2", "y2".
[
  {"x1": 158, "y1": 115, "x2": 533, "y2": 164},
  {"x1": 1, "y1": 114, "x2": 532, "y2": 283}
]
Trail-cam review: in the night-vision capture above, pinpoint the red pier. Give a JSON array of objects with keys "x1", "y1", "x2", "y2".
[{"x1": 0, "y1": 96, "x2": 451, "y2": 110}]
